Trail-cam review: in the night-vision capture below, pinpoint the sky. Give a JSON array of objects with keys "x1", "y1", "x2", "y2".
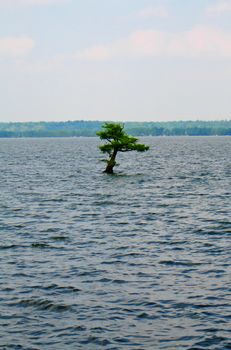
[{"x1": 0, "y1": 0, "x2": 231, "y2": 122}]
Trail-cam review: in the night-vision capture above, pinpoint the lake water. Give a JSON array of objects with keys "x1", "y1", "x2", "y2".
[{"x1": 0, "y1": 136, "x2": 231, "y2": 350}]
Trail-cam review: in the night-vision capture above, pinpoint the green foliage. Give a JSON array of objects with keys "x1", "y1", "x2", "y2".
[
  {"x1": 97, "y1": 122, "x2": 149, "y2": 173},
  {"x1": 0, "y1": 120, "x2": 231, "y2": 138},
  {"x1": 97, "y1": 122, "x2": 149, "y2": 154},
  {"x1": 97, "y1": 123, "x2": 124, "y2": 141}
]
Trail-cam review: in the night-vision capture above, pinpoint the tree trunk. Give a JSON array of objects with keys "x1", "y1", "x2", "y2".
[{"x1": 104, "y1": 149, "x2": 117, "y2": 174}]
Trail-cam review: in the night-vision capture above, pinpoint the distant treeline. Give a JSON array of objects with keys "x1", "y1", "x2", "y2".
[{"x1": 0, "y1": 120, "x2": 231, "y2": 138}]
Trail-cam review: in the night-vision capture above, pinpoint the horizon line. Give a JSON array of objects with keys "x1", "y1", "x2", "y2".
[{"x1": 1, "y1": 118, "x2": 231, "y2": 124}]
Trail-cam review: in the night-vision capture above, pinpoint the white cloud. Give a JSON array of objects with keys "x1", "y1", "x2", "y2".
[
  {"x1": 73, "y1": 26, "x2": 231, "y2": 61},
  {"x1": 135, "y1": 6, "x2": 169, "y2": 19},
  {"x1": 0, "y1": 37, "x2": 35, "y2": 57},
  {"x1": 0, "y1": 0, "x2": 68, "y2": 6},
  {"x1": 73, "y1": 46, "x2": 110, "y2": 61},
  {"x1": 206, "y1": 0, "x2": 231, "y2": 15}
]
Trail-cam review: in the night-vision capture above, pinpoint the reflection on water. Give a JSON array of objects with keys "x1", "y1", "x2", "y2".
[{"x1": 0, "y1": 136, "x2": 231, "y2": 349}]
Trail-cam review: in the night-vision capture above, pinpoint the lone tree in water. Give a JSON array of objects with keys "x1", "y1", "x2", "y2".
[{"x1": 97, "y1": 122, "x2": 149, "y2": 174}]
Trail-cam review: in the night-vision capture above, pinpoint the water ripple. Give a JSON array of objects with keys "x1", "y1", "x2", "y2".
[{"x1": 0, "y1": 136, "x2": 231, "y2": 349}]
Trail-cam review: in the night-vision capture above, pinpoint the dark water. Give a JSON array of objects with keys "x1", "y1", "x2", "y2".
[{"x1": 0, "y1": 136, "x2": 230, "y2": 350}]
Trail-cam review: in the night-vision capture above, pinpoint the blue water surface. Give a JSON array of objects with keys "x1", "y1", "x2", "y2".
[{"x1": 0, "y1": 136, "x2": 231, "y2": 350}]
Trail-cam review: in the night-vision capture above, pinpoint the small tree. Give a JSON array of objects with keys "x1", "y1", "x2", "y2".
[{"x1": 97, "y1": 122, "x2": 149, "y2": 174}]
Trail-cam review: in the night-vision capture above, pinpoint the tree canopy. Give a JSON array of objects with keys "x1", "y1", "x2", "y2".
[
  {"x1": 1, "y1": 120, "x2": 231, "y2": 137},
  {"x1": 97, "y1": 122, "x2": 149, "y2": 173}
]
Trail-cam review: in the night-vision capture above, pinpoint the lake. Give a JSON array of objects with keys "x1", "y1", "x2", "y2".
[{"x1": 0, "y1": 136, "x2": 231, "y2": 350}]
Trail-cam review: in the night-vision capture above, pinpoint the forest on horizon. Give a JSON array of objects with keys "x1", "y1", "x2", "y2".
[{"x1": 0, "y1": 120, "x2": 231, "y2": 138}]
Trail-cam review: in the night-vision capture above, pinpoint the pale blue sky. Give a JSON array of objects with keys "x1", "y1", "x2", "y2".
[{"x1": 0, "y1": 0, "x2": 231, "y2": 122}]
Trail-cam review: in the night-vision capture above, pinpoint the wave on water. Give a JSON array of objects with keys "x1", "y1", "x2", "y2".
[{"x1": 0, "y1": 137, "x2": 231, "y2": 349}]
